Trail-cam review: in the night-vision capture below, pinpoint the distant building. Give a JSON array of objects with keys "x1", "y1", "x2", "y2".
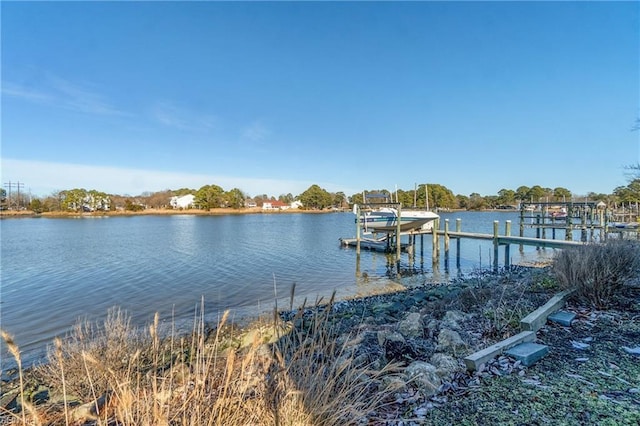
[
  {"x1": 262, "y1": 200, "x2": 290, "y2": 210},
  {"x1": 68, "y1": 194, "x2": 110, "y2": 212},
  {"x1": 245, "y1": 200, "x2": 257, "y2": 208},
  {"x1": 262, "y1": 200, "x2": 303, "y2": 210},
  {"x1": 170, "y1": 194, "x2": 195, "y2": 209}
]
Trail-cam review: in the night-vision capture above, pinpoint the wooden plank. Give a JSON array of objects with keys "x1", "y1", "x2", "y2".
[
  {"x1": 433, "y1": 230, "x2": 584, "y2": 248},
  {"x1": 497, "y1": 236, "x2": 583, "y2": 249},
  {"x1": 434, "y1": 230, "x2": 493, "y2": 240},
  {"x1": 463, "y1": 331, "x2": 536, "y2": 371},
  {"x1": 520, "y1": 289, "x2": 575, "y2": 332}
]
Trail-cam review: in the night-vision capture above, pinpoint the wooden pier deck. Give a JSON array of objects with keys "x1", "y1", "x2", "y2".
[{"x1": 434, "y1": 230, "x2": 584, "y2": 249}]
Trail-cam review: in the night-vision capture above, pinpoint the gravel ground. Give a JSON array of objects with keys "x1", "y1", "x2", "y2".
[
  {"x1": 283, "y1": 265, "x2": 640, "y2": 425},
  {"x1": 419, "y1": 303, "x2": 640, "y2": 425}
]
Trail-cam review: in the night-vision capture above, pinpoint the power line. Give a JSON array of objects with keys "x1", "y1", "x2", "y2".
[{"x1": 3, "y1": 181, "x2": 25, "y2": 209}]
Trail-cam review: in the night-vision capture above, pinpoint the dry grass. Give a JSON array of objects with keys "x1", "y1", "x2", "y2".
[
  {"x1": 267, "y1": 294, "x2": 400, "y2": 425},
  {"x1": 553, "y1": 239, "x2": 640, "y2": 308},
  {"x1": 1, "y1": 294, "x2": 401, "y2": 425}
]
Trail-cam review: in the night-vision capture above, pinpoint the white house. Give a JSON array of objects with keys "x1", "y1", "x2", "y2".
[
  {"x1": 262, "y1": 200, "x2": 303, "y2": 210},
  {"x1": 262, "y1": 200, "x2": 289, "y2": 210},
  {"x1": 170, "y1": 194, "x2": 195, "y2": 209}
]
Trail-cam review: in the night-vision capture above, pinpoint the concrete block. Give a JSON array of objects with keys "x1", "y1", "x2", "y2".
[
  {"x1": 547, "y1": 310, "x2": 576, "y2": 327},
  {"x1": 464, "y1": 330, "x2": 535, "y2": 371},
  {"x1": 520, "y1": 289, "x2": 575, "y2": 332},
  {"x1": 505, "y1": 342, "x2": 549, "y2": 366}
]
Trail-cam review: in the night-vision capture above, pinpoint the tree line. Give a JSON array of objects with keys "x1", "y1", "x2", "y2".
[{"x1": 2, "y1": 179, "x2": 639, "y2": 214}]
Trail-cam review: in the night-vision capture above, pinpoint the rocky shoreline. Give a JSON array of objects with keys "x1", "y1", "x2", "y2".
[
  {"x1": 2, "y1": 264, "x2": 639, "y2": 424},
  {"x1": 274, "y1": 264, "x2": 640, "y2": 424}
]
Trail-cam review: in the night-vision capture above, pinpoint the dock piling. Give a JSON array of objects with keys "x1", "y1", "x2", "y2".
[
  {"x1": 493, "y1": 221, "x2": 499, "y2": 272},
  {"x1": 505, "y1": 220, "x2": 511, "y2": 268},
  {"x1": 566, "y1": 203, "x2": 573, "y2": 241},
  {"x1": 444, "y1": 219, "x2": 450, "y2": 271},
  {"x1": 355, "y1": 204, "x2": 361, "y2": 255},
  {"x1": 456, "y1": 218, "x2": 462, "y2": 269},
  {"x1": 396, "y1": 204, "x2": 402, "y2": 269}
]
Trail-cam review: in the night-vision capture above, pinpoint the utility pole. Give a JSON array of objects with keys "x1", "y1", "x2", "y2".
[{"x1": 4, "y1": 181, "x2": 25, "y2": 209}]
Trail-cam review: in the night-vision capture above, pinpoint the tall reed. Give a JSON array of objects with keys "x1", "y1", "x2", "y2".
[
  {"x1": 1, "y1": 330, "x2": 41, "y2": 425},
  {"x1": 1, "y1": 291, "x2": 400, "y2": 425}
]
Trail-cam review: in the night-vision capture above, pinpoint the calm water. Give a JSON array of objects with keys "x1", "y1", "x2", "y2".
[{"x1": 1, "y1": 211, "x2": 578, "y2": 369}]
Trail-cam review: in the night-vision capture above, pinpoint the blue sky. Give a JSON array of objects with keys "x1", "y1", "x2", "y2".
[{"x1": 2, "y1": 1, "x2": 638, "y2": 198}]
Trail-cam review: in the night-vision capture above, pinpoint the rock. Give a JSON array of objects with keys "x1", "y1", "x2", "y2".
[
  {"x1": 377, "y1": 330, "x2": 405, "y2": 347},
  {"x1": 414, "y1": 406, "x2": 429, "y2": 416},
  {"x1": 430, "y1": 353, "x2": 461, "y2": 377},
  {"x1": 404, "y1": 361, "x2": 441, "y2": 396},
  {"x1": 407, "y1": 290, "x2": 429, "y2": 306},
  {"x1": 384, "y1": 337, "x2": 420, "y2": 363},
  {"x1": 345, "y1": 331, "x2": 384, "y2": 367},
  {"x1": 240, "y1": 321, "x2": 292, "y2": 348},
  {"x1": 382, "y1": 375, "x2": 407, "y2": 392},
  {"x1": 398, "y1": 313, "x2": 423, "y2": 338},
  {"x1": 571, "y1": 340, "x2": 590, "y2": 350},
  {"x1": 372, "y1": 301, "x2": 405, "y2": 318},
  {"x1": 622, "y1": 346, "x2": 640, "y2": 356},
  {"x1": 441, "y1": 310, "x2": 468, "y2": 330},
  {"x1": 437, "y1": 328, "x2": 467, "y2": 355},
  {"x1": 0, "y1": 390, "x2": 18, "y2": 412},
  {"x1": 31, "y1": 385, "x2": 49, "y2": 404},
  {"x1": 71, "y1": 393, "x2": 110, "y2": 423},
  {"x1": 425, "y1": 319, "x2": 440, "y2": 339}
]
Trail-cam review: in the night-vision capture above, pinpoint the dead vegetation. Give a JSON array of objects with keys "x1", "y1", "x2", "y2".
[
  {"x1": 1, "y1": 296, "x2": 401, "y2": 425},
  {"x1": 553, "y1": 239, "x2": 640, "y2": 308}
]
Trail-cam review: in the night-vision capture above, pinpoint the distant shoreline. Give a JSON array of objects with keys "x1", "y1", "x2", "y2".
[
  {"x1": 0, "y1": 207, "x2": 341, "y2": 218},
  {"x1": 0, "y1": 208, "x2": 525, "y2": 219}
]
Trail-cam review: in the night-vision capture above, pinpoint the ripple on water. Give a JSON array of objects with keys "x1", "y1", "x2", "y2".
[{"x1": 1, "y1": 212, "x2": 571, "y2": 367}]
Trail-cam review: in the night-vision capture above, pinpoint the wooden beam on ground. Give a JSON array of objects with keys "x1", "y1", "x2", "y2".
[
  {"x1": 520, "y1": 289, "x2": 575, "y2": 332},
  {"x1": 463, "y1": 331, "x2": 536, "y2": 371}
]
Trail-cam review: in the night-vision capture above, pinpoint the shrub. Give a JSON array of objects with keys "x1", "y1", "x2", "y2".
[{"x1": 552, "y1": 239, "x2": 640, "y2": 308}]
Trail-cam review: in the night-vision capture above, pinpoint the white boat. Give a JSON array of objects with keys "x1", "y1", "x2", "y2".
[
  {"x1": 551, "y1": 208, "x2": 568, "y2": 220},
  {"x1": 356, "y1": 206, "x2": 439, "y2": 233}
]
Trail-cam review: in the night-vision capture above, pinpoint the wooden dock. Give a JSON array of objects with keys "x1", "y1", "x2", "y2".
[
  {"x1": 435, "y1": 230, "x2": 583, "y2": 249},
  {"x1": 345, "y1": 200, "x2": 638, "y2": 274},
  {"x1": 431, "y1": 219, "x2": 584, "y2": 271},
  {"x1": 343, "y1": 214, "x2": 589, "y2": 273}
]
